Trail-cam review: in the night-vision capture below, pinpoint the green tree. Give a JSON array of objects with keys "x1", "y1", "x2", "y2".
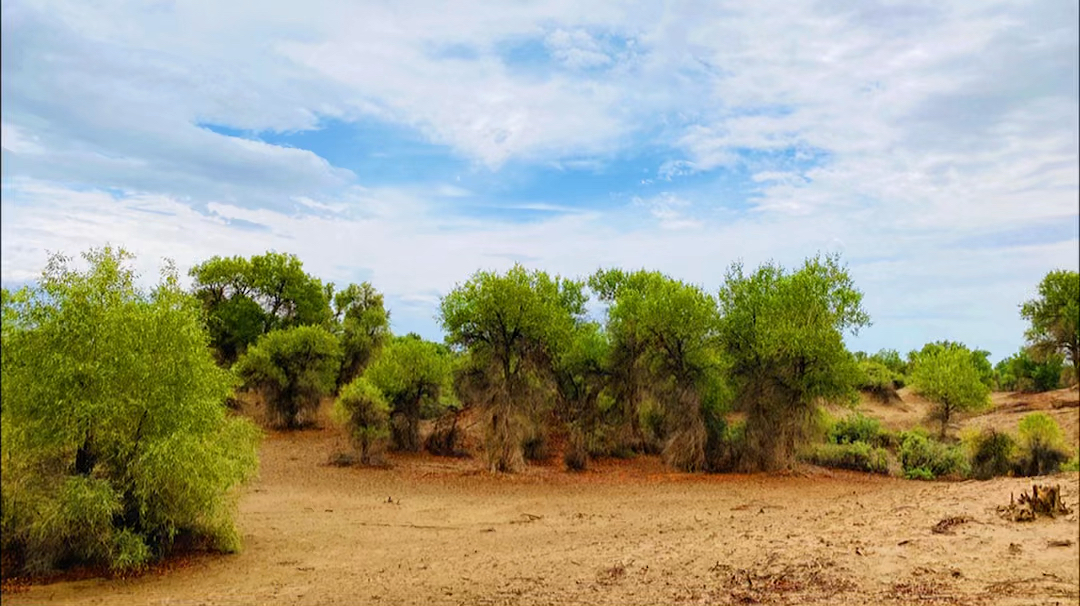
[
  {"x1": 333, "y1": 282, "x2": 390, "y2": 387},
  {"x1": 440, "y1": 264, "x2": 586, "y2": 472},
  {"x1": 333, "y1": 377, "x2": 391, "y2": 465},
  {"x1": 552, "y1": 321, "x2": 609, "y2": 470},
  {"x1": 235, "y1": 325, "x2": 342, "y2": 429},
  {"x1": 909, "y1": 344, "x2": 991, "y2": 438},
  {"x1": 1021, "y1": 270, "x2": 1080, "y2": 384},
  {"x1": 910, "y1": 341, "x2": 993, "y2": 388},
  {"x1": 364, "y1": 335, "x2": 453, "y2": 451},
  {"x1": 1, "y1": 248, "x2": 259, "y2": 574},
  {"x1": 717, "y1": 254, "x2": 870, "y2": 471},
  {"x1": 994, "y1": 348, "x2": 1064, "y2": 392},
  {"x1": 190, "y1": 252, "x2": 332, "y2": 365},
  {"x1": 592, "y1": 269, "x2": 725, "y2": 471}
]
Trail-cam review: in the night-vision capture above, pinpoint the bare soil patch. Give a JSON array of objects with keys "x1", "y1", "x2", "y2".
[{"x1": 4, "y1": 393, "x2": 1079, "y2": 605}]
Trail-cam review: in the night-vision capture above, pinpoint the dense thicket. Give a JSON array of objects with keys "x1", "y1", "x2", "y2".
[{"x1": 1, "y1": 248, "x2": 259, "y2": 574}]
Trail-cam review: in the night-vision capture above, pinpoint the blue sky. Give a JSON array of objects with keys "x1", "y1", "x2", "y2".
[{"x1": 2, "y1": 0, "x2": 1078, "y2": 361}]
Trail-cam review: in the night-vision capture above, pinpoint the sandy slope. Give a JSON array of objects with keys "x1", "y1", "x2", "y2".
[{"x1": 5, "y1": 413, "x2": 1079, "y2": 606}]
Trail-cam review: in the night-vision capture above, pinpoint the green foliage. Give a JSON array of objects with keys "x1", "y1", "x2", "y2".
[
  {"x1": 994, "y1": 348, "x2": 1065, "y2": 392},
  {"x1": 190, "y1": 252, "x2": 332, "y2": 365},
  {"x1": 899, "y1": 430, "x2": 968, "y2": 479},
  {"x1": 1014, "y1": 412, "x2": 1070, "y2": 476},
  {"x1": 1, "y1": 248, "x2": 259, "y2": 574},
  {"x1": 1021, "y1": 270, "x2": 1080, "y2": 384},
  {"x1": 802, "y1": 442, "x2": 890, "y2": 474},
  {"x1": 333, "y1": 282, "x2": 390, "y2": 388},
  {"x1": 591, "y1": 269, "x2": 726, "y2": 471},
  {"x1": 235, "y1": 325, "x2": 342, "y2": 429},
  {"x1": 333, "y1": 378, "x2": 391, "y2": 465},
  {"x1": 440, "y1": 264, "x2": 586, "y2": 472},
  {"x1": 553, "y1": 322, "x2": 610, "y2": 471},
  {"x1": 717, "y1": 253, "x2": 870, "y2": 471},
  {"x1": 828, "y1": 413, "x2": 884, "y2": 447},
  {"x1": 909, "y1": 344, "x2": 991, "y2": 438},
  {"x1": 364, "y1": 335, "x2": 453, "y2": 451},
  {"x1": 857, "y1": 360, "x2": 901, "y2": 402},
  {"x1": 909, "y1": 341, "x2": 993, "y2": 387},
  {"x1": 961, "y1": 428, "x2": 1016, "y2": 480},
  {"x1": 1062, "y1": 450, "x2": 1079, "y2": 472}
]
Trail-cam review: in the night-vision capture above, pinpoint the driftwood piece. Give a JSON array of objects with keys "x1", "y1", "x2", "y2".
[{"x1": 998, "y1": 484, "x2": 1071, "y2": 522}]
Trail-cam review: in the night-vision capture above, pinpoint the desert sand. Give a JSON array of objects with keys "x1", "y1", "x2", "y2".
[{"x1": 4, "y1": 390, "x2": 1078, "y2": 605}]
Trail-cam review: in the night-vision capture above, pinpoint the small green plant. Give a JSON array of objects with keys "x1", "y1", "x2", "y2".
[
  {"x1": 802, "y1": 442, "x2": 890, "y2": 474},
  {"x1": 333, "y1": 378, "x2": 391, "y2": 465},
  {"x1": 828, "y1": 413, "x2": 884, "y2": 446},
  {"x1": 961, "y1": 428, "x2": 1016, "y2": 480},
  {"x1": 1014, "y1": 413, "x2": 1070, "y2": 476},
  {"x1": 1062, "y1": 450, "x2": 1080, "y2": 472},
  {"x1": 899, "y1": 430, "x2": 968, "y2": 479}
]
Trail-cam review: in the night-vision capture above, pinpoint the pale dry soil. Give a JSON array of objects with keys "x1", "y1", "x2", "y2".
[{"x1": 6, "y1": 389, "x2": 1080, "y2": 606}]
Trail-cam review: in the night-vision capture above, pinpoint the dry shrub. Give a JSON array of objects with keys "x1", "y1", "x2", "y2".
[
  {"x1": 425, "y1": 410, "x2": 469, "y2": 457},
  {"x1": 564, "y1": 431, "x2": 588, "y2": 471},
  {"x1": 484, "y1": 405, "x2": 527, "y2": 472}
]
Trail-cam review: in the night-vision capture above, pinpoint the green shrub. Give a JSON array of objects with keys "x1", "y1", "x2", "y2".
[
  {"x1": 1, "y1": 248, "x2": 259, "y2": 575},
  {"x1": 235, "y1": 325, "x2": 342, "y2": 429},
  {"x1": 899, "y1": 430, "x2": 968, "y2": 479},
  {"x1": 1014, "y1": 413, "x2": 1070, "y2": 476},
  {"x1": 333, "y1": 378, "x2": 390, "y2": 465},
  {"x1": 803, "y1": 442, "x2": 890, "y2": 474},
  {"x1": 858, "y1": 360, "x2": 900, "y2": 402},
  {"x1": 828, "y1": 413, "x2": 884, "y2": 446},
  {"x1": 1062, "y1": 450, "x2": 1079, "y2": 472},
  {"x1": 962, "y1": 428, "x2": 1016, "y2": 480},
  {"x1": 904, "y1": 467, "x2": 936, "y2": 481}
]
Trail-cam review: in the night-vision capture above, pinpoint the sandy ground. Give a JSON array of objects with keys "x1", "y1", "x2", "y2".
[{"x1": 5, "y1": 411, "x2": 1079, "y2": 606}]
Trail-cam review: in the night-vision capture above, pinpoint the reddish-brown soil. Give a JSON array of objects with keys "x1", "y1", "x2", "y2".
[{"x1": 4, "y1": 392, "x2": 1079, "y2": 605}]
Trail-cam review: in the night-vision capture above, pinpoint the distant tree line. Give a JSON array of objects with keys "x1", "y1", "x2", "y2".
[{"x1": 2, "y1": 245, "x2": 1076, "y2": 577}]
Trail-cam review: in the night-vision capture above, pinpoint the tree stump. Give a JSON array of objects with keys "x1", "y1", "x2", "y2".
[{"x1": 999, "y1": 484, "x2": 1071, "y2": 522}]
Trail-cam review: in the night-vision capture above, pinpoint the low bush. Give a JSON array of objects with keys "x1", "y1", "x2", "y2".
[
  {"x1": 828, "y1": 413, "x2": 884, "y2": 446},
  {"x1": 962, "y1": 428, "x2": 1016, "y2": 480},
  {"x1": 333, "y1": 378, "x2": 390, "y2": 466},
  {"x1": 1062, "y1": 450, "x2": 1080, "y2": 473},
  {"x1": 899, "y1": 430, "x2": 968, "y2": 480},
  {"x1": 803, "y1": 442, "x2": 890, "y2": 474},
  {"x1": 1014, "y1": 413, "x2": 1070, "y2": 476}
]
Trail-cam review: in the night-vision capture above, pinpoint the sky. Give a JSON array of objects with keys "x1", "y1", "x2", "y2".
[{"x1": 1, "y1": 0, "x2": 1077, "y2": 362}]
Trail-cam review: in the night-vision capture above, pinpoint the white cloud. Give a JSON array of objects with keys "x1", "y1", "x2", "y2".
[{"x1": 2, "y1": 0, "x2": 1077, "y2": 358}]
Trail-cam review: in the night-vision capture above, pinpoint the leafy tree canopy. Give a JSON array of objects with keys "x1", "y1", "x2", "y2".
[
  {"x1": 717, "y1": 253, "x2": 869, "y2": 471},
  {"x1": 909, "y1": 343, "x2": 991, "y2": 438},
  {"x1": 189, "y1": 251, "x2": 332, "y2": 364},
  {"x1": 1, "y1": 248, "x2": 259, "y2": 574},
  {"x1": 234, "y1": 325, "x2": 342, "y2": 429},
  {"x1": 333, "y1": 282, "x2": 391, "y2": 387},
  {"x1": 364, "y1": 335, "x2": 454, "y2": 451},
  {"x1": 1021, "y1": 269, "x2": 1079, "y2": 383},
  {"x1": 439, "y1": 264, "x2": 586, "y2": 471}
]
